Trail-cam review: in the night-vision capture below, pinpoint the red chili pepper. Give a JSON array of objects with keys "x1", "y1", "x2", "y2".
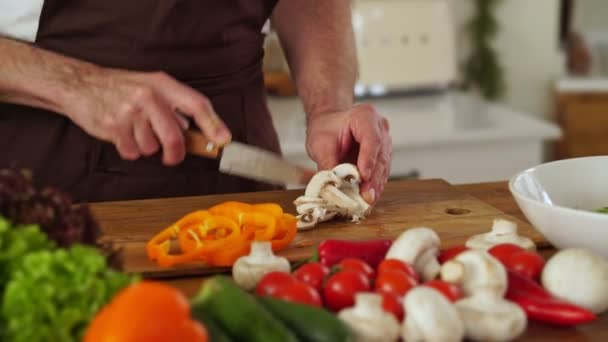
[
  {"x1": 438, "y1": 245, "x2": 468, "y2": 264},
  {"x1": 318, "y1": 239, "x2": 392, "y2": 268},
  {"x1": 506, "y1": 270, "x2": 596, "y2": 326}
]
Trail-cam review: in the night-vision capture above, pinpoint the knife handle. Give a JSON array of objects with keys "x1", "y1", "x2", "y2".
[{"x1": 184, "y1": 130, "x2": 222, "y2": 159}]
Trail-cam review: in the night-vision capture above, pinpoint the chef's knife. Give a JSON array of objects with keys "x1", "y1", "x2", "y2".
[{"x1": 184, "y1": 130, "x2": 312, "y2": 186}]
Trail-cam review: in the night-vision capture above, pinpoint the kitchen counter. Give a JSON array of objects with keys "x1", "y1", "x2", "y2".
[
  {"x1": 268, "y1": 92, "x2": 562, "y2": 184},
  {"x1": 92, "y1": 180, "x2": 607, "y2": 341}
]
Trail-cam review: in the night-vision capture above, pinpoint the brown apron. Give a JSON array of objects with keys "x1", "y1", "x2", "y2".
[{"x1": 0, "y1": 0, "x2": 281, "y2": 202}]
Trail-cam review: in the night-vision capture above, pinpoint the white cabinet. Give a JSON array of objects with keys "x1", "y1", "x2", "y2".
[{"x1": 268, "y1": 92, "x2": 562, "y2": 184}]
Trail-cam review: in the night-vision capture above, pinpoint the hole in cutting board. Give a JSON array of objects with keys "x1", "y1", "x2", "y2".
[{"x1": 445, "y1": 208, "x2": 471, "y2": 216}]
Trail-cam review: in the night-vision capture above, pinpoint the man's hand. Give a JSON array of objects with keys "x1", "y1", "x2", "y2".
[
  {"x1": 306, "y1": 104, "x2": 392, "y2": 205},
  {"x1": 0, "y1": 37, "x2": 231, "y2": 166},
  {"x1": 61, "y1": 68, "x2": 231, "y2": 165}
]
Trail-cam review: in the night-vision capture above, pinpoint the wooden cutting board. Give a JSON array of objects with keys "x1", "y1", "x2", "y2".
[{"x1": 92, "y1": 179, "x2": 547, "y2": 278}]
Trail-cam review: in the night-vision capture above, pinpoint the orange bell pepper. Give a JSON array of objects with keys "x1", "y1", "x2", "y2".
[
  {"x1": 208, "y1": 201, "x2": 251, "y2": 223},
  {"x1": 146, "y1": 201, "x2": 298, "y2": 268},
  {"x1": 271, "y1": 213, "x2": 298, "y2": 251},
  {"x1": 146, "y1": 211, "x2": 210, "y2": 260},
  {"x1": 241, "y1": 211, "x2": 276, "y2": 241},
  {"x1": 84, "y1": 281, "x2": 207, "y2": 342},
  {"x1": 178, "y1": 216, "x2": 241, "y2": 253},
  {"x1": 251, "y1": 203, "x2": 284, "y2": 219}
]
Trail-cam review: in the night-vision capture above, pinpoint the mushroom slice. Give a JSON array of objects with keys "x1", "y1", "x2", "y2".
[
  {"x1": 332, "y1": 163, "x2": 371, "y2": 218},
  {"x1": 466, "y1": 219, "x2": 536, "y2": 251},
  {"x1": 456, "y1": 292, "x2": 527, "y2": 342},
  {"x1": 440, "y1": 249, "x2": 507, "y2": 297},
  {"x1": 385, "y1": 227, "x2": 441, "y2": 281},
  {"x1": 304, "y1": 170, "x2": 342, "y2": 197},
  {"x1": 402, "y1": 287, "x2": 465, "y2": 342},
  {"x1": 296, "y1": 206, "x2": 325, "y2": 230},
  {"x1": 293, "y1": 196, "x2": 328, "y2": 208}
]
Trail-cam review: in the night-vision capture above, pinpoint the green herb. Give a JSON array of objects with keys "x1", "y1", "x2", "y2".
[
  {"x1": 461, "y1": 0, "x2": 505, "y2": 100},
  {"x1": 1, "y1": 245, "x2": 137, "y2": 342},
  {"x1": 595, "y1": 207, "x2": 608, "y2": 214}
]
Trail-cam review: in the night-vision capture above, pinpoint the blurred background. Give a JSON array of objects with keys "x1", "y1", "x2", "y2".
[{"x1": 262, "y1": 0, "x2": 608, "y2": 185}]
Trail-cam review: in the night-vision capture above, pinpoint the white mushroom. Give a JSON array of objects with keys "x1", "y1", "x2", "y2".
[
  {"x1": 385, "y1": 227, "x2": 440, "y2": 281},
  {"x1": 338, "y1": 293, "x2": 400, "y2": 342},
  {"x1": 293, "y1": 163, "x2": 373, "y2": 229},
  {"x1": 332, "y1": 163, "x2": 371, "y2": 219},
  {"x1": 402, "y1": 287, "x2": 465, "y2": 342},
  {"x1": 295, "y1": 203, "x2": 335, "y2": 230},
  {"x1": 541, "y1": 248, "x2": 608, "y2": 314},
  {"x1": 232, "y1": 241, "x2": 290, "y2": 290},
  {"x1": 466, "y1": 219, "x2": 536, "y2": 251},
  {"x1": 440, "y1": 249, "x2": 507, "y2": 297},
  {"x1": 440, "y1": 249, "x2": 526, "y2": 341},
  {"x1": 456, "y1": 292, "x2": 527, "y2": 342}
]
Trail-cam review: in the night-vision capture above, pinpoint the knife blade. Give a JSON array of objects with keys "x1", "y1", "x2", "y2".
[{"x1": 184, "y1": 130, "x2": 312, "y2": 186}]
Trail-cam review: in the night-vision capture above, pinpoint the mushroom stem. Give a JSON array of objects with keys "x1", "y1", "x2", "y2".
[
  {"x1": 440, "y1": 260, "x2": 466, "y2": 283},
  {"x1": 319, "y1": 185, "x2": 359, "y2": 210}
]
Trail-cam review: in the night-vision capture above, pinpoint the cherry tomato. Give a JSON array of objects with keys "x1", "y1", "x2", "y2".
[
  {"x1": 293, "y1": 262, "x2": 330, "y2": 292},
  {"x1": 273, "y1": 281, "x2": 323, "y2": 307},
  {"x1": 503, "y1": 250, "x2": 545, "y2": 280},
  {"x1": 423, "y1": 280, "x2": 463, "y2": 302},
  {"x1": 378, "y1": 291, "x2": 404, "y2": 322},
  {"x1": 438, "y1": 245, "x2": 469, "y2": 264},
  {"x1": 255, "y1": 272, "x2": 296, "y2": 297},
  {"x1": 323, "y1": 270, "x2": 371, "y2": 311},
  {"x1": 375, "y1": 270, "x2": 417, "y2": 297},
  {"x1": 377, "y1": 259, "x2": 419, "y2": 282},
  {"x1": 488, "y1": 243, "x2": 524, "y2": 263},
  {"x1": 337, "y1": 258, "x2": 375, "y2": 281}
]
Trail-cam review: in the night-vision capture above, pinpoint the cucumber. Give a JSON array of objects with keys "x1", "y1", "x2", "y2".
[
  {"x1": 257, "y1": 296, "x2": 354, "y2": 342},
  {"x1": 191, "y1": 276, "x2": 297, "y2": 342},
  {"x1": 192, "y1": 310, "x2": 233, "y2": 342}
]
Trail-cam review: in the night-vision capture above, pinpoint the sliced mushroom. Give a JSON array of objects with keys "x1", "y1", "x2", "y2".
[
  {"x1": 466, "y1": 219, "x2": 536, "y2": 251},
  {"x1": 402, "y1": 287, "x2": 465, "y2": 342},
  {"x1": 456, "y1": 292, "x2": 527, "y2": 342},
  {"x1": 385, "y1": 227, "x2": 441, "y2": 281},
  {"x1": 293, "y1": 163, "x2": 374, "y2": 229},
  {"x1": 440, "y1": 249, "x2": 507, "y2": 297},
  {"x1": 332, "y1": 163, "x2": 371, "y2": 219}
]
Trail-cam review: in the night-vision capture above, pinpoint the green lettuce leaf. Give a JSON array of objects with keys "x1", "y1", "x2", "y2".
[{"x1": 2, "y1": 245, "x2": 137, "y2": 342}]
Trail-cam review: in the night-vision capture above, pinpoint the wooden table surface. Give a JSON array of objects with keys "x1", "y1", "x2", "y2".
[{"x1": 108, "y1": 181, "x2": 608, "y2": 341}]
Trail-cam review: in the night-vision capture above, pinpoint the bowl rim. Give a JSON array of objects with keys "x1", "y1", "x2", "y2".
[{"x1": 508, "y1": 156, "x2": 608, "y2": 219}]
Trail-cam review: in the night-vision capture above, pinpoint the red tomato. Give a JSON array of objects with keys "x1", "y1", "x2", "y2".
[
  {"x1": 503, "y1": 250, "x2": 545, "y2": 280},
  {"x1": 423, "y1": 280, "x2": 463, "y2": 302},
  {"x1": 488, "y1": 243, "x2": 524, "y2": 263},
  {"x1": 255, "y1": 272, "x2": 296, "y2": 297},
  {"x1": 438, "y1": 246, "x2": 469, "y2": 264},
  {"x1": 323, "y1": 270, "x2": 371, "y2": 311},
  {"x1": 377, "y1": 259, "x2": 419, "y2": 282},
  {"x1": 338, "y1": 258, "x2": 375, "y2": 281},
  {"x1": 378, "y1": 291, "x2": 404, "y2": 322},
  {"x1": 293, "y1": 262, "x2": 330, "y2": 292},
  {"x1": 273, "y1": 281, "x2": 323, "y2": 307},
  {"x1": 375, "y1": 270, "x2": 417, "y2": 297}
]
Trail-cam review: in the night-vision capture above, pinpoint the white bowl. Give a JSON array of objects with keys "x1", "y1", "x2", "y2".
[{"x1": 509, "y1": 156, "x2": 608, "y2": 258}]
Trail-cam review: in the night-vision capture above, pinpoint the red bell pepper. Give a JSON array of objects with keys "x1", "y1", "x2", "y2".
[
  {"x1": 506, "y1": 270, "x2": 596, "y2": 326},
  {"x1": 318, "y1": 239, "x2": 392, "y2": 268}
]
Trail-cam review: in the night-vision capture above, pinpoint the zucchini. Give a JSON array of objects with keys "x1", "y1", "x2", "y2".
[
  {"x1": 258, "y1": 296, "x2": 354, "y2": 342},
  {"x1": 191, "y1": 276, "x2": 297, "y2": 342},
  {"x1": 192, "y1": 309, "x2": 232, "y2": 342}
]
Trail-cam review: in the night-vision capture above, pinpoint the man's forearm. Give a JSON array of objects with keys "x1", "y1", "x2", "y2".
[
  {"x1": 0, "y1": 37, "x2": 98, "y2": 114},
  {"x1": 272, "y1": 0, "x2": 357, "y2": 120}
]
